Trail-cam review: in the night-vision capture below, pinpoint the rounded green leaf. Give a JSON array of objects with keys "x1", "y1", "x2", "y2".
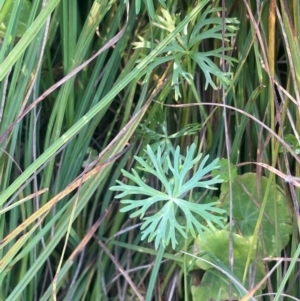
[
  {"x1": 192, "y1": 229, "x2": 265, "y2": 300},
  {"x1": 220, "y1": 173, "x2": 292, "y2": 256},
  {"x1": 191, "y1": 265, "x2": 264, "y2": 301},
  {"x1": 194, "y1": 229, "x2": 257, "y2": 270}
]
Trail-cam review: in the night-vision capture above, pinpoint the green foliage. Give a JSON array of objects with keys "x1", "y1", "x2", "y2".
[
  {"x1": 212, "y1": 158, "x2": 237, "y2": 183},
  {"x1": 110, "y1": 143, "x2": 225, "y2": 249},
  {"x1": 190, "y1": 173, "x2": 292, "y2": 300},
  {"x1": 136, "y1": 108, "x2": 201, "y2": 172},
  {"x1": 192, "y1": 230, "x2": 265, "y2": 300},
  {"x1": 133, "y1": 5, "x2": 239, "y2": 99},
  {"x1": 1, "y1": 0, "x2": 299, "y2": 299},
  {"x1": 125, "y1": 0, "x2": 166, "y2": 18},
  {"x1": 0, "y1": 0, "x2": 32, "y2": 38},
  {"x1": 137, "y1": 109, "x2": 201, "y2": 141},
  {"x1": 221, "y1": 173, "x2": 292, "y2": 255},
  {"x1": 279, "y1": 134, "x2": 300, "y2": 154}
]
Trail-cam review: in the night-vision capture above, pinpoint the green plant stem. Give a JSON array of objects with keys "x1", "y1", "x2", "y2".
[
  {"x1": 273, "y1": 243, "x2": 300, "y2": 301},
  {"x1": 145, "y1": 245, "x2": 165, "y2": 301},
  {"x1": 184, "y1": 236, "x2": 188, "y2": 301}
]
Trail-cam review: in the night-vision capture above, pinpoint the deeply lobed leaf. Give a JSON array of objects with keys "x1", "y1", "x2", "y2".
[{"x1": 110, "y1": 143, "x2": 225, "y2": 249}]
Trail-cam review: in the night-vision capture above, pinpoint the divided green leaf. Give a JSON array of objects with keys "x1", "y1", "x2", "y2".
[
  {"x1": 110, "y1": 143, "x2": 225, "y2": 249},
  {"x1": 133, "y1": 5, "x2": 239, "y2": 99}
]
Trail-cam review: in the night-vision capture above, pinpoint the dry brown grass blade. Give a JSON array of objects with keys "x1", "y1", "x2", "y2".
[
  {"x1": 69, "y1": 212, "x2": 110, "y2": 262},
  {"x1": 0, "y1": 188, "x2": 48, "y2": 214},
  {"x1": 94, "y1": 235, "x2": 145, "y2": 301},
  {"x1": 161, "y1": 101, "x2": 300, "y2": 164},
  {"x1": 0, "y1": 70, "x2": 171, "y2": 271},
  {"x1": 96, "y1": 65, "x2": 172, "y2": 164},
  {"x1": 0, "y1": 2, "x2": 129, "y2": 145},
  {"x1": 0, "y1": 218, "x2": 45, "y2": 274},
  {"x1": 236, "y1": 161, "x2": 300, "y2": 189},
  {"x1": 0, "y1": 147, "x2": 129, "y2": 249},
  {"x1": 240, "y1": 259, "x2": 283, "y2": 301}
]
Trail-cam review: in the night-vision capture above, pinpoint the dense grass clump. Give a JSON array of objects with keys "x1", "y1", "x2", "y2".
[{"x1": 0, "y1": 0, "x2": 300, "y2": 300}]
